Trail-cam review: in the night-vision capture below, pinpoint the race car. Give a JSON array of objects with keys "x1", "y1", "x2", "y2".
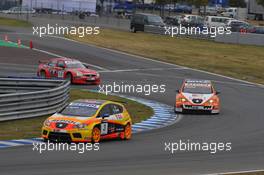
[
  {"x1": 174, "y1": 79, "x2": 220, "y2": 114},
  {"x1": 42, "y1": 100, "x2": 132, "y2": 143},
  {"x1": 37, "y1": 58, "x2": 100, "y2": 85}
]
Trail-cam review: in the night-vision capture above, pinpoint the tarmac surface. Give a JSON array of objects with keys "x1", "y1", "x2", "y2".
[{"x1": 0, "y1": 30, "x2": 263, "y2": 175}]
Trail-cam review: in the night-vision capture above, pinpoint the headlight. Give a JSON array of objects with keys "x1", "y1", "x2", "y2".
[
  {"x1": 76, "y1": 71, "x2": 83, "y2": 77},
  {"x1": 44, "y1": 119, "x2": 51, "y2": 127},
  {"x1": 181, "y1": 98, "x2": 187, "y2": 102},
  {"x1": 177, "y1": 97, "x2": 187, "y2": 102},
  {"x1": 209, "y1": 99, "x2": 214, "y2": 103},
  {"x1": 96, "y1": 73, "x2": 100, "y2": 77},
  {"x1": 73, "y1": 123, "x2": 88, "y2": 129}
]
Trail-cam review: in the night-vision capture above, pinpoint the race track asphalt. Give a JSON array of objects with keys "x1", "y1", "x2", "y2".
[{"x1": 0, "y1": 30, "x2": 263, "y2": 175}]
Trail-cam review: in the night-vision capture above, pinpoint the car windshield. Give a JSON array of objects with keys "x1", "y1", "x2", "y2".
[
  {"x1": 60, "y1": 102, "x2": 100, "y2": 117},
  {"x1": 65, "y1": 61, "x2": 86, "y2": 68},
  {"x1": 183, "y1": 83, "x2": 213, "y2": 94},
  {"x1": 148, "y1": 15, "x2": 163, "y2": 23}
]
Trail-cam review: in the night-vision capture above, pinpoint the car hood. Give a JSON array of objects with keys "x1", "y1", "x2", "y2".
[
  {"x1": 182, "y1": 93, "x2": 214, "y2": 104},
  {"x1": 48, "y1": 113, "x2": 95, "y2": 124},
  {"x1": 71, "y1": 68, "x2": 97, "y2": 75}
]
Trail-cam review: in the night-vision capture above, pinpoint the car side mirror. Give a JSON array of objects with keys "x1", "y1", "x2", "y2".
[
  {"x1": 102, "y1": 113, "x2": 110, "y2": 119},
  {"x1": 216, "y1": 91, "x2": 221, "y2": 95},
  {"x1": 176, "y1": 90, "x2": 180, "y2": 93}
]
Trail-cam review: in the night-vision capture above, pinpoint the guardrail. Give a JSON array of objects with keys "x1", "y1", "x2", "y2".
[{"x1": 0, "y1": 78, "x2": 70, "y2": 121}]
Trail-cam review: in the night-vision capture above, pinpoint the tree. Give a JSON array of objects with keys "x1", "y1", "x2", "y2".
[
  {"x1": 229, "y1": 0, "x2": 246, "y2": 8},
  {"x1": 186, "y1": 0, "x2": 208, "y2": 15},
  {"x1": 256, "y1": 0, "x2": 264, "y2": 7},
  {"x1": 155, "y1": 0, "x2": 170, "y2": 17},
  {"x1": 187, "y1": 0, "x2": 208, "y2": 7}
]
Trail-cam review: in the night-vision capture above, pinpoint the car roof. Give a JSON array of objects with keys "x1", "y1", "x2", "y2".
[
  {"x1": 135, "y1": 13, "x2": 160, "y2": 17},
  {"x1": 72, "y1": 99, "x2": 107, "y2": 105},
  {"x1": 207, "y1": 16, "x2": 230, "y2": 19},
  {"x1": 71, "y1": 99, "x2": 124, "y2": 106},
  {"x1": 50, "y1": 57, "x2": 78, "y2": 62},
  {"x1": 184, "y1": 79, "x2": 212, "y2": 85}
]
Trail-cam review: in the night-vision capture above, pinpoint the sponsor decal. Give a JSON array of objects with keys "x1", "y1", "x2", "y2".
[{"x1": 69, "y1": 103, "x2": 100, "y2": 109}]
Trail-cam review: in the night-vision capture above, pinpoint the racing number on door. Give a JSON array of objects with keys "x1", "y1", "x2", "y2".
[
  {"x1": 58, "y1": 71, "x2": 64, "y2": 78},
  {"x1": 101, "y1": 121, "x2": 108, "y2": 135},
  {"x1": 99, "y1": 104, "x2": 112, "y2": 135}
]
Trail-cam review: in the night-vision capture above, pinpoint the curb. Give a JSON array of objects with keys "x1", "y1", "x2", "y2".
[{"x1": 0, "y1": 92, "x2": 178, "y2": 149}]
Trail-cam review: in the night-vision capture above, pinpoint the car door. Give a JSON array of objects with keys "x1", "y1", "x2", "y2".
[
  {"x1": 135, "y1": 15, "x2": 144, "y2": 31},
  {"x1": 47, "y1": 60, "x2": 58, "y2": 78},
  {"x1": 98, "y1": 104, "x2": 113, "y2": 135},
  {"x1": 55, "y1": 61, "x2": 66, "y2": 78},
  {"x1": 109, "y1": 104, "x2": 125, "y2": 133}
]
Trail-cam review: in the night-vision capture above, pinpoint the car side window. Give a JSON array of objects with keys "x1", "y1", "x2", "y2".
[
  {"x1": 48, "y1": 61, "x2": 56, "y2": 67},
  {"x1": 57, "y1": 61, "x2": 65, "y2": 68},
  {"x1": 111, "y1": 104, "x2": 123, "y2": 115},
  {"x1": 134, "y1": 15, "x2": 141, "y2": 23},
  {"x1": 98, "y1": 104, "x2": 112, "y2": 118}
]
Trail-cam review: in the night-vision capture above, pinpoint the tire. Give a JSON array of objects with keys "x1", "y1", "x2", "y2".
[
  {"x1": 66, "y1": 73, "x2": 73, "y2": 83},
  {"x1": 131, "y1": 26, "x2": 136, "y2": 33},
  {"x1": 40, "y1": 70, "x2": 46, "y2": 78},
  {"x1": 123, "y1": 123, "x2": 132, "y2": 140},
  {"x1": 92, "y1": 127, "x2": 101, "y2": 143}
]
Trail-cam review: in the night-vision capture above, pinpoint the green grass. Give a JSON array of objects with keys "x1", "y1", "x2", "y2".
[
  {"x1": 0, "y1": 17, "x2": 31, "y2": 27},
  {"x1": 0, "y1": 40, "x2": 27, "y2": 48},
  {"x1": 0, "y1": 89, "x2": 153, "y2": 140},
  {"x1": 67, "y1": 29, "x2": 264, "y2": 85}
]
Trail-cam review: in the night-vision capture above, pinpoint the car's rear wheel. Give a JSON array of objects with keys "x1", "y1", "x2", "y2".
[
  {"x1": 40, "y1": 70, "x2": 46, "y2": 78},
  {"x1": 123, "y1": 123, "x2": 132, "y2": 140},
  {"x1": 66, "y1": 73, "x2": 73, "y2": 83},
  {"x1": 92, "y1": 127, "x2": 101, "y2": 143}
]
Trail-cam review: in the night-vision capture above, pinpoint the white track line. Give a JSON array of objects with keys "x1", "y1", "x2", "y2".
[
  {"x1": 46, "y1": 35, "x2": 264, "y2": 88},
  {"x1": 3, "y1": 33, "x2": 264, "y2": 88},
  {"x1": 0, "y1": 141, "x2": 24, "y2": 146},
  {"x1": 206, "y1": 169, "x2": 264, "y2": 175},
  {"x1": 98, "y1": 67, "x2": 187, "y2": 73},
  {"x1": 31, "y1": 48, "x2": 109, "y2": 71}
]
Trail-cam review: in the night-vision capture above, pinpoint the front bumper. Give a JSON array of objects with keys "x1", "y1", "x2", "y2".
[
  {"x1": 175, "y1": 104, "x2": 220, "y2": 114},
  {"x1": 72, "y1": 76, "x2": 101, "y2": 85},
  {"x1": 42, "y1": 127, "x2": 93, "y2": 142}
]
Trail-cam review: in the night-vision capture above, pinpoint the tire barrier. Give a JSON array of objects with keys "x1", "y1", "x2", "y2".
[{"x1": 0, "y1": 78, "x2": 70, "y2": 121}]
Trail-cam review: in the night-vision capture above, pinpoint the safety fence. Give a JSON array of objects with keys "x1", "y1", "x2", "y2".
[{"x1": 0, "y1": 78, "x2": 70, "y2": 121}]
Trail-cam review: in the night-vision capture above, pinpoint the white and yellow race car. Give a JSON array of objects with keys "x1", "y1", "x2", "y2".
[{"x1": 42, "y1": 100, "x2": 132, "y2": 143}]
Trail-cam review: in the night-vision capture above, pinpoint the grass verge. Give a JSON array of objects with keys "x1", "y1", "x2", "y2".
[
  {"x1": 0, "y1": 89, "x2": 153, "y2": 140},
  {"x1": 0, "y1": 40, "x2": 27, "y2": 48},
  {"x1": 67, "y1": 29, "x2": 264, "y2": 85},
  {"x1": 0, "y1": 17, "x2": 31, "y2": 27}
]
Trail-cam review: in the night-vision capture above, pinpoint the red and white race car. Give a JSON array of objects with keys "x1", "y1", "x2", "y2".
[
  {"x1": 175, "y1": 79, "x2": 220, "y2": 114},
  {"x1": 37, "y1": 58, "x2": 101, "y2": 85}
]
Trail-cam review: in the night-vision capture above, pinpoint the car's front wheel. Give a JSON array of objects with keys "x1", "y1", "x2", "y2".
[
  {"x1": 40, "y1": 70, "x2": 46, "y2": 78},
  {"x1": 66, "y1": 73, "x2": 73, "y2": 83},
  {"x1": 92, "y1": 127, "x2": 101, "y2": 143},
  {"x1": 123, "y1": 123, "x2": 132, "y2": 140}
]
